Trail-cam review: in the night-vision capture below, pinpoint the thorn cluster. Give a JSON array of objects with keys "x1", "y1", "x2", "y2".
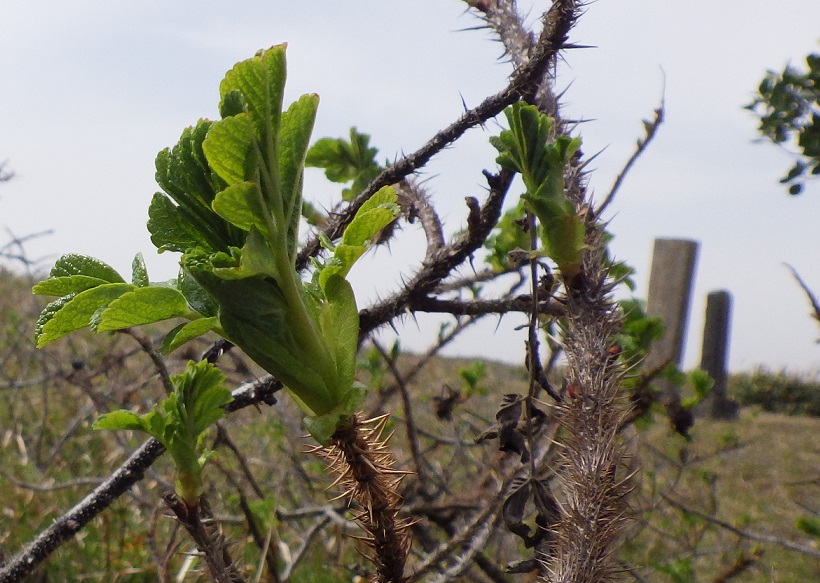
[{"x1": 309, "y1": 414, "x2": 412, "y2": 583}]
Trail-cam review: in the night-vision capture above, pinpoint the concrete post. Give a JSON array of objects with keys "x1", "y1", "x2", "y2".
[
  {"x1": 644, "y1": 238, "x2": 699, "y2": 397},
  {"x1": 700, "y1": 290, "x2": 739, "y2": 419}
]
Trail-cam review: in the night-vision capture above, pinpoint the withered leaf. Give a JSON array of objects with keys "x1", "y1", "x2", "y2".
[{"x1": 502, "y1": 476, "x2": 532, "y2": 543}]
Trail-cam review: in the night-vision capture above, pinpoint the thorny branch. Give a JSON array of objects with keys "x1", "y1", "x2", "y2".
[{"x1": 296, "y1": 0, "x2": 578, "y2": 272}]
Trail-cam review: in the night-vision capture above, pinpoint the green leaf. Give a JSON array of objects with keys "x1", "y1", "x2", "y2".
[
  {"x1": 539, "y1": 211, "x2": 585, "y2": 279},
  {"x1": 94, "y1": 361, "x2": 231, "y2": 505},
  {"x1": 689, "y1": 368, "x2": 715, "y2": 398},
  {"x1": 306, "y1": 128, "x2": 382, "y2": 200},
  {"x1": 202, "y1": 113, "x2": 256, "y2": 185},
  {"x1": 220, "y1": 44, "x2": 287, "y2": 139},
  {"x1": 320, "y1": 274, "x2": 359, "y2": 392},
  {"x1": 178, "y1": 269, "x2": 218, "y2": 317},
  {"x1": 317, "y1": 186, "x2": 398, "y2": 289},
  {"x1": 32, "y1": 275, "x2": 112, "y2": 297},
  {"x1": 303, "y1": 411, "x2": 344, "y2": 446},
  {"x1": 491, "y1": 103, "x2": 584, "y2": 281},
  {"x1": 94, "y1": 286, "x2": 189, "y2": 332},
  {"x1": 278, "y1": 93, "x2": 320, "y2": 252},
  {"x1": 161, "y1": 317, "x2": 220, "y2": 354},
  {"x1": 35, "y1": 283, "x2": 134, "y2": 347},
  {"x1": 188, "y1": 268, "x2": 336, "y2": 414},
  {"x1": 154, "y1": 120, "x2": 243, "y2": 251},
  {"x1": 342, "y1": 199, "x2": 399, "y2": 249},
  {"x1": 47, "y1": 254, "x2": 126, "y2": 283},
  {"x1": 148, "y1": 193, "x2": 215, "y2": 253},
  {"x1": 212, "y1": 181, "x2": 267, "y2": 232},
  {"x1": 132, "y1": 253, "x2": 149, "y2": 287},
  {"x1": 93, "y1": 410, "x2": 149, "y2": 432},
  {"x1": 796, "y1": 516, "x2": 820, "y2": 538},
  {"x1": 483, "y1": 205, "x2": 529, "y2": 272}
]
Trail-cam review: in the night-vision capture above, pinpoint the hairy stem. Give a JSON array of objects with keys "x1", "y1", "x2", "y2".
[{"x1": 310, "y1": 414, "x2": 412, "y2": 583}]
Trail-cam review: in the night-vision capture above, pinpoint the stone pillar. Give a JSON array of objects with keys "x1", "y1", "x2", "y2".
[
  {"x1": 700, "y1": 291, "x2": 739, "y2": 419},
  {"x1": 644, "y1": 238, "x2": 699, "y2": 396}
]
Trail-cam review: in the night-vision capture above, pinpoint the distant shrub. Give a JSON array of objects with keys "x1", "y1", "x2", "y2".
[{"x1": 729, "y1": 369, "x2": 820, "y2": 416}]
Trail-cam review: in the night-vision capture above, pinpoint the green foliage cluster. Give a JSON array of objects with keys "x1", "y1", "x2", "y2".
[
  {"x1": 33, "y1": 45, "x2": 400, "y2": 444},
  {"x1": 95, "y1": 360, "x2": 232, "y2": 506},
  {"x1": 747, "y1": 51, "x2": 820, "y2": 194},
  {"x1": 729, "y1": 368, "x2": 820, "y2": 416},
  {"x1": 458, "y1": 361, "x2": 488, "y2": 397},
  {"x1": 483, "y1": 205, "x2": 530, "y2": 272},
  {"x1": 306, "y1": 127, "x2": 382, "y2": 201},
  {"x1": 490, "y1": 102, "x2": 584, "y2": 281}
]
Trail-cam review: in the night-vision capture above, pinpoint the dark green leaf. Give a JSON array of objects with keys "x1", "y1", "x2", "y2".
[
  {"x1": 148, "y1": 192, "x2": 215, "y2": 253},
  {"x1": 178, "y1": 269, "x2": 218, "y2": 317},
  {"x1": 48, "y1": 254, "x2": 125, "y2": 283},
  {"x1": 132, "y1": 253, "x2": 149, "y2": 287}
]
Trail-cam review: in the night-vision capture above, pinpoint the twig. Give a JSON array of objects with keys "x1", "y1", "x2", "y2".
[
  {"x1": 409, "y1": 491, "x2": 501, "y2": 581},
  {"x1": 0, "y1": 470, "x2": 104, "y2": 492},
  {"x1": 595, "y1": 100, "x2": 665, "y2": 218},
  {"x1": 661, "y1": 494, "x2": 820, "y2": 559},
  {"x1": 426, "y1": 510, "x2": 502, "y2": 583},
  {"x1": 213, "y1": 457, "x2": 281, "y2": 582},
  {"x1": 433, "y1": 266, "x2": 520, "y2": 294},
  {"x1": 397, "y1": 180, "x2": 446, "y2": 261},
  {"x1": 121, "y1": 328, "x2": 174, "y2": 395},
  {"x1": 359, "y1": 171, "x2": 514, "y2": 336},
  {"x1": 0, "y1": 375, "x2": 283, "y2": 583},
  {"x1": 366, "y1": 315, "x2": 483, "y2": 417},
  {"x1": 785, "y1": 264, "x2": 820, "y2": 324},
  {"x1": 215, "y1": 423, "x2": 266, "y2": 500},
  {"x1": 280, "y1": 515, "x2": 331, "y2": 582},
  {"x1": 408, "y1": 294, "x2": 563, "y2": 318},
  {"x1": 163, "y1": 493, "x2": 245, "y2": 583},
  {"x1": 464, "y1": 0, "x2": 559, "y2": 117},
  {"x1": 711, "y1": 547, "x2": 763, "y2": 583},
  {"x1": 372, "y1": 341, "x2": 428, "y2": 486}
]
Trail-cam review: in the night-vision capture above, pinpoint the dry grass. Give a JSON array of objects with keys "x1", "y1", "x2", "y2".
[{"x1": 623, "y1": 410, "x2": 820, "y2": 582}]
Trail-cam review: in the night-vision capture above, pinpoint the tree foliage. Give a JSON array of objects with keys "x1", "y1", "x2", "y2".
[{"x1": 747, "y1": 50, "x2": 820, "y2": 194}]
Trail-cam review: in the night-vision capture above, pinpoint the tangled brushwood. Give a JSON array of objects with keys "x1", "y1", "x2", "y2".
[{"x1": 310, "y1": 414, "x2": 413, "y2": 583}]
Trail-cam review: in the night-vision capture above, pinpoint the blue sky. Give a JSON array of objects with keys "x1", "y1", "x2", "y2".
[{"x1": 3, "y1": 0, "x2": 820, "y2": 372}]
